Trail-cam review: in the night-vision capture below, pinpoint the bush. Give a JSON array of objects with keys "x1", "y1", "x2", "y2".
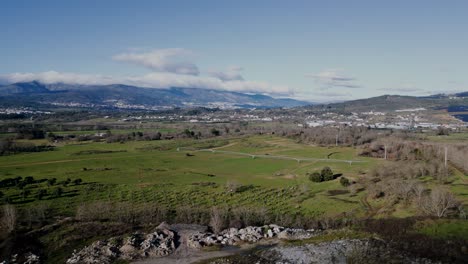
[
  {"x1": 52, "y1": 187, "x2": 63, "y2": 197},
  {"x1": 308, "y1": 172, "x2": 322, "y2": 182},
  {"x1": 321, "y1": 166, "x2": 334, "y2": 181},
  {"x1": 36, "y1": 189, "x2": 47, "y2": 200},
  {"x1": 73, "y1": 178, "x2": 83, "y2": 185},
  {"x1": 47, "y1": 178, "x2": 57, "y2": 186},
  {"x1": 225, "y1": 181, "x2": 242, "y2": 193},
  {"x1": 308, "y1": 167, "x2": 336, "y2": 182},
  {"x1": 340, "y1": 177, "x2": 350, "y2": 187}
]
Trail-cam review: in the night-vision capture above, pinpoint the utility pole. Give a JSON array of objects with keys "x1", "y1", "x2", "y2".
[
  {"x1": 336, "y1": 126, "x2": 340, "y2": 146},
  {"x1": 384, "y1": 144, "x2": 387, "y2": 160},
  {"x1": 444, "y1": 146, "x2": 448, "y2": 168}
]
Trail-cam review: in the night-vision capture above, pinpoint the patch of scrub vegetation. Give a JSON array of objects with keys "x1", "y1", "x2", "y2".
[
  {"x1": 71, "y1": 149, "x2": 127, "y2": 155},
  {"x1": 415, "y1": 219, "x2": 468, "y2": 240},
  {"x1": 285, "y1": 228, "x2": 374, "y2": 246}
]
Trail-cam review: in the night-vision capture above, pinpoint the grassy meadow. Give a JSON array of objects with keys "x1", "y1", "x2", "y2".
[{"x1": 0, "y1": 135, "x2": 381, "y2": 218}]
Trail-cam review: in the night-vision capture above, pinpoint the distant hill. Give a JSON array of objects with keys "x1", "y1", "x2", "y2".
[
  {"x1": 305, "y1": 94, "x2": 468, "y2": 113},
  {"x1": 0, "y1": 81, "x2": 51, "y2": 95},
  {"x1": 0, "y1": 82, "x2": 310, "y2": 109}
]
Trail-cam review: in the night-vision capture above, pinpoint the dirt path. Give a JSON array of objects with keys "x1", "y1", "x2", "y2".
[{"x1": 212, "y1": 142, "x2": 238, "y2": 150}]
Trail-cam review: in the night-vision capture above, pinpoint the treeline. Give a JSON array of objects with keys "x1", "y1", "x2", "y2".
[
  {"x1": 0, "y1": 139, "x2": 54, "y2": 156},
  {"x1": 361, "y1": 138, "x2": 468, "y2": 174},
  {"x1": 0, "y1": 176, "x2": 84, "y2": 204},
  {"x1": 74, "y1": 201, "x2": 354, "y2": 230}
]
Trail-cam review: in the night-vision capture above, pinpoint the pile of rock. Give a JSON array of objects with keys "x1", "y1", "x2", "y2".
[
  {"x1": 0, "y1": 253, "x2": 40, "y2": 264},
  {"x1": 187, "y1": 224, "x2": 317, "y2": 248},
  {"x1": 66, "y1": 228, "x2": 175, "y2": 264}
]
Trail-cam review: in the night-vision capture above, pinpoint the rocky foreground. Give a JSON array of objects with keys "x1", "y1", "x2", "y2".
[
  {"x1": 65, "y1": 223, "x2": 440, "y2": 264},
  {"x1": 66, "y1": 223, "x2": 317, "y2": 263}
]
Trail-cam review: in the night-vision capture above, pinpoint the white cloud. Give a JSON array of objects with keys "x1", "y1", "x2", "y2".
[
  {"x1": 112, "y1": 48, "x2": 199, "y2": 75},
  {"x1": 208, "y1": 66, "x2": 244, "y2": 81},
  {"x1": 1, "y1": 71, "x2": 117, "y2": 85},
  {"x1": 306, "y1": 69, "x2": 360, "y2": 88},
  {"x1": 0, "y1": 71, "x2": 292, "y2": 95},
  {"x1": 0, "y1": 48, "x2": 296, "y2": 96}
]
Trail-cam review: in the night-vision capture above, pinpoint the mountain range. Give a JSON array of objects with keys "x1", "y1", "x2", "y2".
[
  {"x1": 1, "y1": 81, "x2": 468, "y2": 113},
  {"x1": 0, "y1": 81, "x2": 309, "y2": 109}
]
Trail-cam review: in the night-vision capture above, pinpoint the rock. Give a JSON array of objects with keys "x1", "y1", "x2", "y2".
[
  {"x1": 260, "y1": 239, "x2": 438, "y2": 264},
  {"x1": 139, "y1": 229, "x2": 175, "y2": 257},
  {"x1": 23, "y1": 252, "x2": 40, "y2": 264},
  {"x1": 267, "y1": 229, "x2": 274, "y2": 238},
  {"x1": 119, "y1": 244, "x2": 139, "y2": 260},
  {"x1": 66, "y1": 240, "x2": 117, "y2": 264},
  {"x1": 277, "y1": 228, "x2": 315, "y2": 240},
  {"x1": 67, "y1": 228, "x2": 175, "y2": 263}
]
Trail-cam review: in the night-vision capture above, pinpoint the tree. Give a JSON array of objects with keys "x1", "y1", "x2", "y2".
[
  {"x1": 47, "y1": 178, "x2": 57, "y2": 187},
  {"x1": 183, "y1": 129, "x2": 195, "y2": 138},
  {"x1": 308, "y1": 172, "x2": 322, "y2": 182},
  {"x1": 52, "y1": 187, "x2": 63, "y2": 197},
  {"x1": 152, "y1": 132, "x2": 162, "y2": 140},
  {"x1": 73, "y1": 178, "x2": 83, "y2": 185},
  {"x1": 47, "y1": 132, "x2": 56, "y2": 142},
  {"x1": 36, "y1": 189, "x2": 47, "y2": 200},
  {"x1": 225, "y1": 181, "x2": 242, "y2": 193},
  {"x1": 1, "y1": 204, "x2": 17, "y2": 233},
  {"x1": 340, "y1": 177, "x2": 350, "y2": 187},
  {"x1": 211, "y1": 128, "x2": 220, "y2": 136},
  {"x1": 321, "y1": 167, "x2": 334, "y2": 181},
  {"x1": 62, "y1": 178, "x2": 71, "y2": 186},
  {"x1": 21, "y1": 189, "x2": 31, "y2": 200},
  {"x1": 16, "y1": 181, "x2": 27, "y2": 189},
  {"x1": 420, "y1": 187, "x2": 460, "y2": 218},
  {"x1": 24, "y1": 176, "x2": 35, "y2": 184},
  {"x1": 209, "y1": 207, "x2": 226, "y2": 233}
]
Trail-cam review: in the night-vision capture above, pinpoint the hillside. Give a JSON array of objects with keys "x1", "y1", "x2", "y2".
[
  {"x1": 0, "y1": 82, "x2": 310, "y2": 109},
  {"x1": 307, "y1": 94, "x2": 468, "y2": 112}
]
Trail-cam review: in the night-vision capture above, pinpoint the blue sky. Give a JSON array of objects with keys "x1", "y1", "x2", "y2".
[{"x1": 1, "y1": 0, "x2": 467, "y2": 101}]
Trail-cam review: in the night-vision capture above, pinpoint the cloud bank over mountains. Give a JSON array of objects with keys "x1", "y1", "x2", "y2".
[
  {"x1": 112, "y1": 48, "x2": 200, "y2": 75},
  {"x1": 0, "y1": 48, "x2": 291, "y2": 96}
]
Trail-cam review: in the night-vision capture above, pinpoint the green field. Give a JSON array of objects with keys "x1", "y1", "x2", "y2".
[
  {"x1": 0, "y1": 135, "x2": 380, "y2": 217},
  {"x1": 1, "y1": 134, "x2": 467, "y2": 220}
]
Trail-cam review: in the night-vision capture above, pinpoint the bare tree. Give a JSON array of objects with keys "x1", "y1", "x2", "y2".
[
  {"x1": 1, "y1": 204, "x2": 17, "y2": 233},
  {"x1": 209, "y1": 207, "x2": 226, "y2": 233},
  {"x1": 412, "y1": 183, "x2": 426, "y2": 204},
  {"x1": 225, "y1": 181, "x2": 242, "y2": 193},
  {"x1": 420, "y1": 187, "x2": 460, "y2": 218}
]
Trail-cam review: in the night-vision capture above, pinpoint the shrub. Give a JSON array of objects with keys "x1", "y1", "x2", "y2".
[
  {"x1": 321, "y1": 166, "x2": 334, "y2": 181},
  {"x1": 52, "y1": 187, "x2": 63, "y2": 197},
  {"x1": 73, "y1": 178, "x2": 83, "y2": 185},
  {"x1": 308, "y1": 172, "x2": 322, "y2": 182},
  {"x1": 225, "y1": 181, "x2": 242, "y2": 193},
  {"x1": 209, "y1": 207, "x2": 227, "y2": 233},
  {"x1": 1, "y1": 204, "x2": 17, "y2": 233},
  {"x1": 36, "y1": 189, "x2": 47, "y2": 200},
  {"x1": 340, "y1": 177, "x2": 350, "y2": 187},
  {"x1": 24, "y1": 176, "x2": 35, "y2": 184},
  {"x1": 47, "y1": 178, "x2": 57, "y2": 186},
  {"x1": 308, "y1": 167, "x2": 337, "y2": 182}
]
